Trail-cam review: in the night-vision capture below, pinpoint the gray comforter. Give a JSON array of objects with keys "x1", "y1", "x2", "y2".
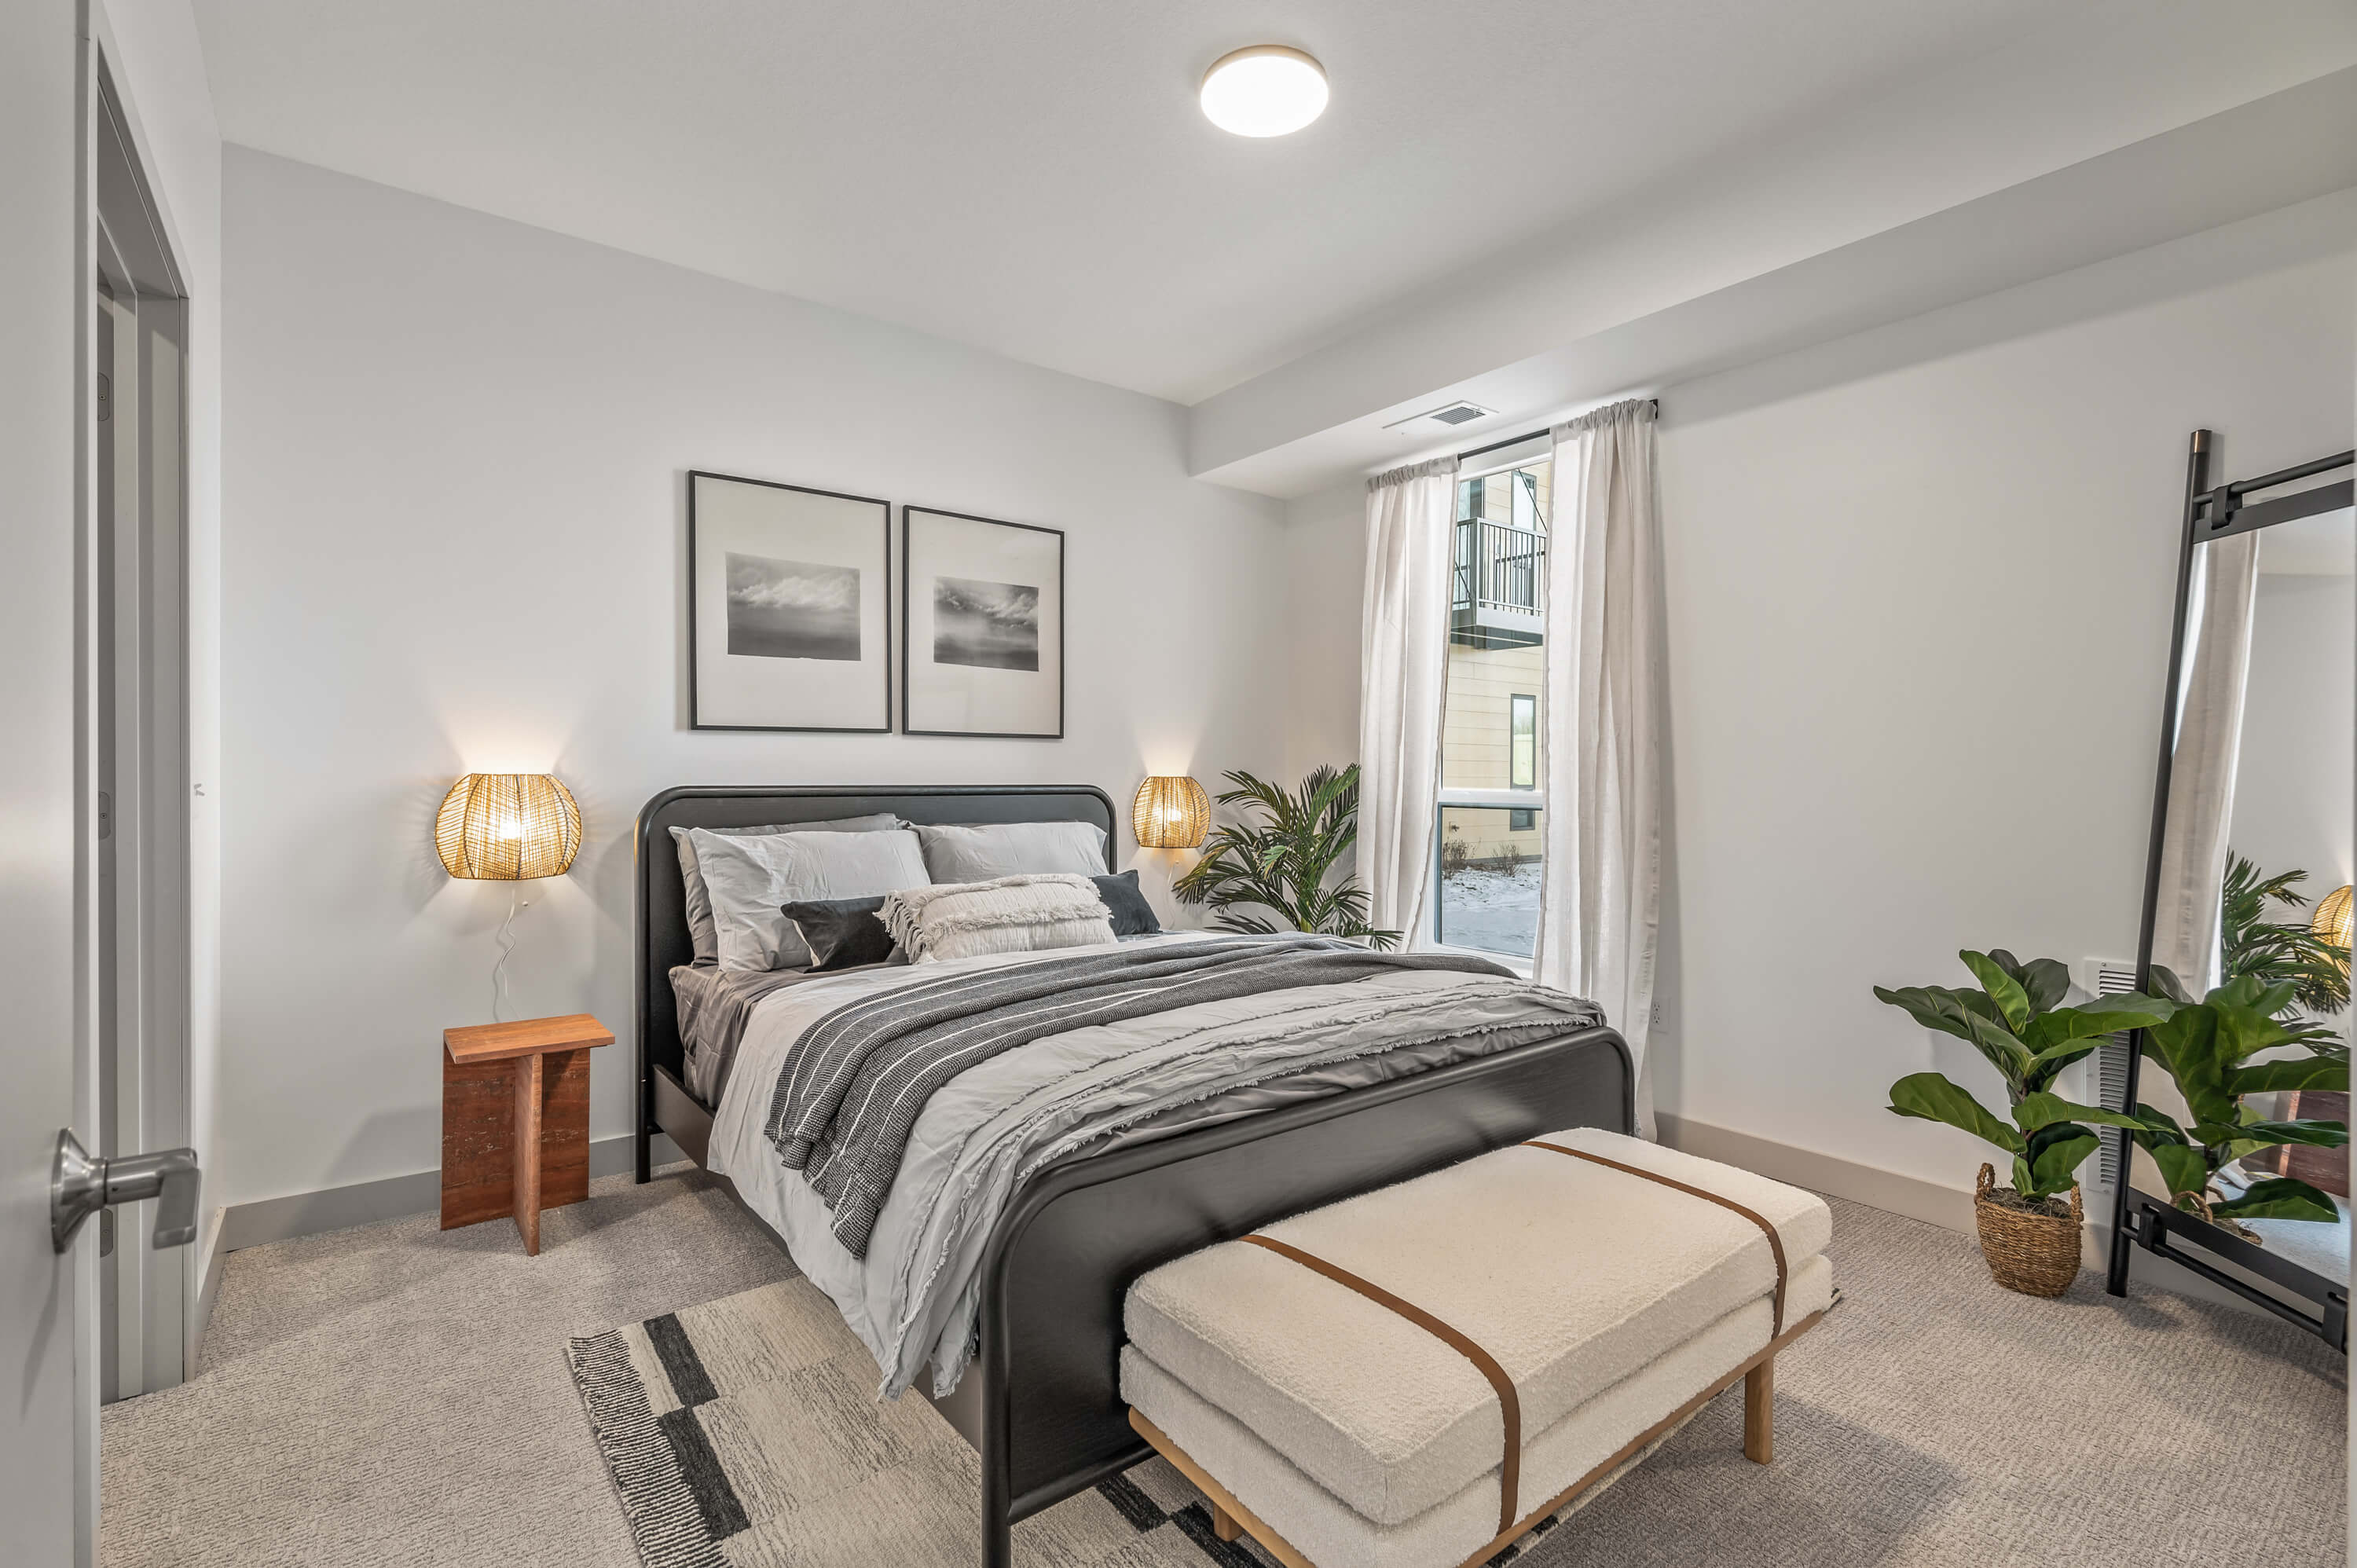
[
  {"x1": 764, "y1": 936, "x2": 1526, "y2": 1256},
  {"x1": 706, "y1": 935, "x2": 1612, "y2": 1398}
]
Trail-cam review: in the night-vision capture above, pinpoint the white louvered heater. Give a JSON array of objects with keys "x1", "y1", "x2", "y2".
[{"x1": 2080, "y1": 957, "x2": 2143, "y2": 1199}]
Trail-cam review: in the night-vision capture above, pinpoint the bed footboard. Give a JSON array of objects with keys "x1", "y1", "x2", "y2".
[{"x1": 962, "y1": 1024, "x2": 1632, "y2": 1567}]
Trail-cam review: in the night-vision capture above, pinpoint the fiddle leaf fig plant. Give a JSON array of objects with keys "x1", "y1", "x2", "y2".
[
  {"x1": 2128, "y1": 971, "x2": 2349, "y2": 1229},
  {"x1": 1875, "y1": 949, "x2": 2177, "y2": 1204}
]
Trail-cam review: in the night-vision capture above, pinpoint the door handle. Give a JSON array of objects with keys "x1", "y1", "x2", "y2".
[{"x1": 51, "y1": 1128, "x2": 200, "y2": 1253}]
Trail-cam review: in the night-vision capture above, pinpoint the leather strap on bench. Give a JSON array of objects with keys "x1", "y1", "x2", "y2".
[
  {"x1": 1241, "y1": 1234, "x2": 1521, "y2": 1536},
  {"x1": 1523, "y1": 1140, "x2": 1788, "y2": 1336}
]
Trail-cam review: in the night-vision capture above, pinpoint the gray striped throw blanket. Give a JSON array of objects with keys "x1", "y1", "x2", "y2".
[{"x1": 762, "y1": 936, "x2": 1534, "y2": 1257}]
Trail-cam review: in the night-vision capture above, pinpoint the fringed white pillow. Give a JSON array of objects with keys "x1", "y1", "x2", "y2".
[{"x1": 882, "y1": 874, "x2": 1116, "y2": 963}]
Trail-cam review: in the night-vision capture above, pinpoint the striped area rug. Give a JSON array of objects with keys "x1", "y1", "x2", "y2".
[
  {"x1": 566, "y1": 1277, "x2": 1241, "y2": 1568},
  {"x1": 566, "y1": 1277, "x2": 1653, "y2": 1568}
]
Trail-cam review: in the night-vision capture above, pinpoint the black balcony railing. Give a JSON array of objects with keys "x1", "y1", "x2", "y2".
[{"x1": 1452, "y1": 518, "x2": 1545, "y2": 647}]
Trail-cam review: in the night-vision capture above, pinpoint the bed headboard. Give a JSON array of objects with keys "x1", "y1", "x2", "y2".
[{"x1": 632, "y1": 783, "x2": 1118, "y2": 1116}]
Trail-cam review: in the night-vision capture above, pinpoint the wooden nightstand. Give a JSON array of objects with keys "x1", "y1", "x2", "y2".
[{"x1": 441, "y1": 1013, "x2": 614, "y2": 1255}]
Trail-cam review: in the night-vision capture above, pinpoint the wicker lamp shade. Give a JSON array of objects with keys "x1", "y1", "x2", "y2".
[
  {"x1": 2314, "y1": 885, "x2": 2353, "y2": 956},
  {"x1": 434, "y1": 773, "x2": 581, "y2": 881},
  {"x1": 1133, "y1": 775, "x2": 1210, "y2": 850}
]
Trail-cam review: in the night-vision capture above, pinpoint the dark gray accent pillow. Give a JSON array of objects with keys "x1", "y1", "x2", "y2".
[
  {"x1": 673, "y1": 813, "x2": 904, "y2": 965},
  {"x1": 1092, "y1": 870, "x2": 1161, "y2": 937},
  {"x1": 783, "y1": 895, "x2": 900, "y2": 972}
]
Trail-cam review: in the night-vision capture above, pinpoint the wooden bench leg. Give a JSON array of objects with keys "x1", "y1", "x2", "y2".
[
  {"x1": 1211, "y1": 1503, "x2": 1244, "y2": 1542},
  {"x1": 1743, "y1": 1357, "x2": 1773, "y2": 1464}
]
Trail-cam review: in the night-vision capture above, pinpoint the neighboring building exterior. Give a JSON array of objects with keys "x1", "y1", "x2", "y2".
[{"x1": 1442, "y1": 462, "x2": 1549, "y2": 868}]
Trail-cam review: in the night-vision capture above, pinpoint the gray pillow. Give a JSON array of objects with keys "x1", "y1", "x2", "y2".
[
  {"x1": 673, "y1": 813, "x2": 902, "y2": 965},
  {"x1": 912, "y1": 820, "x2": 1109, "y2": 885},
  {"x1": 687, "y1": 826, "x2": 930, "y2": 972}
]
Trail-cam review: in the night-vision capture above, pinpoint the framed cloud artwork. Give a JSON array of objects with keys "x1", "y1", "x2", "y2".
[
  {"x1": 687, "y1": 471, "x2": 891, "y2": 731},
  {"x1": 901, "y1": 506, "x2": 1065, "y2": 738}
]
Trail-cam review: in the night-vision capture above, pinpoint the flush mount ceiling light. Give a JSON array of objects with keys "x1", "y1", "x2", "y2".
[{"x1": 1200, "y1": 45, "x2": 1328, "y2": 137}]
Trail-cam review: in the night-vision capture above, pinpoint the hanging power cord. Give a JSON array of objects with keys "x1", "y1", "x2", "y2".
[{"x1": 492, "y1": 882, "x2": 533, "y2": 1023}]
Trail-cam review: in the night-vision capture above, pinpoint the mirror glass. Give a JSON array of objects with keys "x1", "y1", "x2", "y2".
[
  {"x1": 2159, "y1": 495, "x2": 2357, "y2": 1291},
  {"x1": 2210, "y1": 507, "x2": 2353, "y2": 1281}
]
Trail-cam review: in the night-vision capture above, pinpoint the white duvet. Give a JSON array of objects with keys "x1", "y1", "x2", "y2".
[{"x1": 709, "y1": 934, "x2": 1601, "y2": 1400}]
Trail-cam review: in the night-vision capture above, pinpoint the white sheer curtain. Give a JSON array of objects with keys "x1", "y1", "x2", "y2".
[
  {"x1": 1536, "y1": 400, "x2": 1666, "y2": 1136},
  {"x1": 1358, "y1": 456, "x2": 1459, "y2": 948},
  {"x1": 2151, "y1": 530, "x2": 2261, "y2": 995}
]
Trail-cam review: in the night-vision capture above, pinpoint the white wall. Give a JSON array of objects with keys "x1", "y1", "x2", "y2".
[
  {"x1": 1282, "y1": 480, "x2": 1365, "y2": 785},
  {"x1": 216, "y1": 148, "x2": 1290, "y2": 1211},
  {"x1": 1280, "y1": 195, "x2": 2356, "y2": 1196},
  {"x1": 2231, "y1": 570, "x2": 2355, "y2": 903},
  {"x1": 1655, "y1": 216, "x2": 2353, "y2": 1190}
]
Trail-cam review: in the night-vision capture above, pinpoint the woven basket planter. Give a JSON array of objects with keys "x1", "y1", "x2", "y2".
[{"x1": 1973, "y1": 1163, "x2": 2082, "y2": 1296}]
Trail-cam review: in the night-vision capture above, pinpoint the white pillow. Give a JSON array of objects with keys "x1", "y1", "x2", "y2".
[
  {"x1": 671, "y1": 813, "x2": 904, "y2": 965},
  {"x1": 912, "y1": 820, "x2": 1108, "y2": 884},
  {"x1": 881, "y1": 874, "x2": 1117, "y2": 963},
  {"x1": 687, "y1": 826, "x2": 930, "y2": 972}
]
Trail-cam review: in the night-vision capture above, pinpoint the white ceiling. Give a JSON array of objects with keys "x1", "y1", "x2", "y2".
[
  {"x1": 1197, "y1": 68, "x2": 2357, "y2": 493},
  {"x1": 192, "y1": 0, "x2": 2075, "y2": 405}
]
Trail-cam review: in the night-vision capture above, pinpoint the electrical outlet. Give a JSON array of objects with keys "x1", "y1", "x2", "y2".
[{"x1": 1650, "y1": 999, "x2": 1666, "y2": 1030}]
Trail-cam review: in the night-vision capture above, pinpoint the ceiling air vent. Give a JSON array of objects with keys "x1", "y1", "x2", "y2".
[{"x1": 1384, "y1": 400, "x2": 1494, "y2": 432}]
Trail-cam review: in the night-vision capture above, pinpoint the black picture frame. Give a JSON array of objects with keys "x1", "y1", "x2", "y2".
[
  {"x1": 900, "y1": 505, "x2": 1065, "y2": 739},
  {"x1": 687, "y1": 470, "x2": 893, "y2": 734}
]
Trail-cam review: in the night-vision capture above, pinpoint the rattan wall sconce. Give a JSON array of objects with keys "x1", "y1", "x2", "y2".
[
  {"x1": 434, "y1": 773, "x2": 581, "y2": 881},
  {"x1": 2314, "y1": 884, "x2": 2353, "y2": 962},
  {"x1": 1132, "y1": 775, "x2": 1210, "y2": 850},
  {"x1": 437, "y1": 772, "x2": 581, "y2": 1023}
]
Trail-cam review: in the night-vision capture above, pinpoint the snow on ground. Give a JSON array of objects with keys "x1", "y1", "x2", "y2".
[{"x1": 1439, "y1": 860, "x2": 1541, "y2": 958}]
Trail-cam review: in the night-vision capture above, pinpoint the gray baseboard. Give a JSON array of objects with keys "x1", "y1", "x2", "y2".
[
  {"x1": 1655, "y1": 1111, "x2": 2293, "y2": 1322},
  {"x1": 218, "y1": 1132, "x2": 687, "y2": 1253},
  {"x1": 1656, "y1": 1111, "x2": 1978, "y2": 1233}
]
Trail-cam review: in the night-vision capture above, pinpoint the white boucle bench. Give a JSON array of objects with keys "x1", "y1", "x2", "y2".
[{"x1": 1120, "y1": 1127, "x2": 1832, "y2": 1568}]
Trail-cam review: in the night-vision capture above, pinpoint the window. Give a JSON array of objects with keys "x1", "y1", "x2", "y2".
[{"x1": 1436, "y1": 442, "x2": 1549, "y2": 962}]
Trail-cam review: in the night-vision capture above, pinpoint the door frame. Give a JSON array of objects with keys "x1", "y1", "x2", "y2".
[
  {"x1": 76, "y1": 0, "x2": 202, "y2": 1540},
  {"x1": 88, "y1": 49, "x2": 194, "y2": 1405}
]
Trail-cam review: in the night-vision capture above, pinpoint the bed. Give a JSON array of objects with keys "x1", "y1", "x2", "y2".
[{"x1": 632, "y1": 783, "x2": 1633, "y2": 1567}]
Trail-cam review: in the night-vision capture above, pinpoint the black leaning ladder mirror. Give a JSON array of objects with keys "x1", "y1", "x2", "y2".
[{"x1": 2106, "y1": 429, "x2": 2356, "y2": 1348}]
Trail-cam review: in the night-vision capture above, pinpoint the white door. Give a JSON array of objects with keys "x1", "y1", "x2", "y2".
[
  {"x1": 0, "y1": 524, "x2": 97, "y2": 1547},
  {"x1": 5, "y1": 8, "x2": 106, "y2": 1559}
]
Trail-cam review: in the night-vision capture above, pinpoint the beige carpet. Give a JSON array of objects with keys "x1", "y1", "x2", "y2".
[
  {"x1": 101, "y1": 1168, "x2": 2345, "y2": 1566},
  {"x1": 567, "y1": 1273, "x2": 1688, "y2": 1568},
  {"x1": 101, "y1": 1166, "x2": 796, "y2": 1567}
]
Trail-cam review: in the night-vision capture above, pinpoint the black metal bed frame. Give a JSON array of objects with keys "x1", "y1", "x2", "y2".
[
  {"x1": 632, "y1": 783, "x2": 1634, "y2": 1564},
  {"x1": 2105, "y1": 431, "x2": 2355, "y2": 1349}
]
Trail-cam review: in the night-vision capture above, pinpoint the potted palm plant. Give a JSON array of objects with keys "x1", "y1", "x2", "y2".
[
  {"x1": 1874, "y1": 951, "x2": 2175, "y2": 1295},
  {"x1": 2221, "y1": 854, "x2": 2351, "y2": 1022},
  {"x1": 1171, "y1": 765, "x2": 1401, "y2": 948}
]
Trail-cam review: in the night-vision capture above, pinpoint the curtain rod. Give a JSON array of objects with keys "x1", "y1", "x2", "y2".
[{"x1": 1453, "y1": 399, "x2": 1660, "y2": 463}]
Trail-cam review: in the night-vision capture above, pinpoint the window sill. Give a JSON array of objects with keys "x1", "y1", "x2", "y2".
[{"x1": 1429, "y1": 942, "x2": 1534, "y2": 980}]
